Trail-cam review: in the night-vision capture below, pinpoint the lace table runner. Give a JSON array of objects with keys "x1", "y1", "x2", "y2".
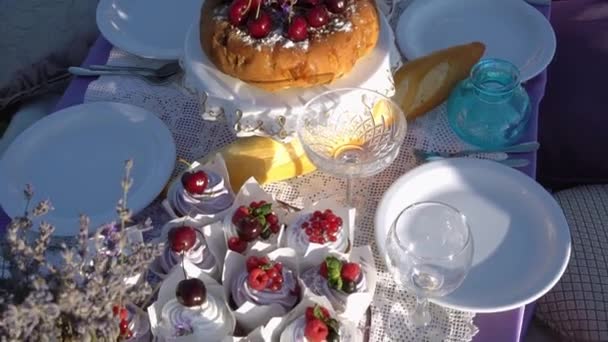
[{"x1": 84, "y1": 2, "x2": 481, "y2": 340}]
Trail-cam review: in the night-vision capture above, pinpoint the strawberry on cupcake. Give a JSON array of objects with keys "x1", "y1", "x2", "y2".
[
  {"x1": 280, "y1": 305, "x2": 342, "y2": 342},
  {"x1": 300, "y1": 246, "x2": 376, "y2": 321},
  {"x1": 301, "y1": 256, "x2": 367, "y2": 313}
]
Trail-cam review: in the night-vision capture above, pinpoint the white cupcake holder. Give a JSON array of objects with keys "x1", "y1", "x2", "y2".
[
  {"x1": 149, "y1": 216, "x2": 227, "y2": 282},
  {"x1": 222, "y1": 248, "x2": 302, "y2": 334},
  {"x1": 262, "y1": 289, "x2": 363, "y2": 342},
  {"x1": 214, "y1": 177, "x2": 292, "y2": 256},
  {"x1": 148, "y1": 259, "x2": 237, "y2": 341},
  {"x1": 162, "y1": 154, "x2": 235, "y2": 225},
  {"x1": 299, "y1": 245, "x2": 378, "y2": 323},
  {"x1": 125, "y1": 302, "x2": 152, "y2": 342},
  {"x1": 279, "y1": 198, "x2": 357, "y2": 258}
]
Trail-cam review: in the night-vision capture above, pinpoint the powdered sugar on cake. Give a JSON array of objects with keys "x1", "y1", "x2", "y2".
[{"x1": 212, "y1": 2, "x2": 355, "y2": 51}]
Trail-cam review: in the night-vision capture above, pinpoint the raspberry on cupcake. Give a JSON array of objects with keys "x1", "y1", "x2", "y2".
[
  {"x1": 224, "y1": 249, "x2": 301, "y2": 333},
  {"x1": 230, "y1": 255, "x2": 299, "y2": 310}
]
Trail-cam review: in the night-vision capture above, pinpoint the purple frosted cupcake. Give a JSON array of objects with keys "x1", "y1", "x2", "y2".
[
  {"x1": 157, "y1": 226, "x2": 219, "y2": 279},
  {"x1": 169, "y1": 169, "x2": 234, "y2": 218}
]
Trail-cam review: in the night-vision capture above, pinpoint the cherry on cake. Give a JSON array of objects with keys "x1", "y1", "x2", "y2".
[{"x1": 200, "y1": 0, "x2": 380, "y2": 91}]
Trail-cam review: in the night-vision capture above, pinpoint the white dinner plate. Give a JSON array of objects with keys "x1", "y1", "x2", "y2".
[
  {"x1": 182, "y1": 12, "x2": 394, "y2": 113},
  {"x1": 0, "y1": 102, "x2": 176, "y2": 235},
  {"x1": 96, "y1": 0, "x2": 203, "y2": 59},
  {"x1": 375, "y1": 158, "x2": 571, "y2": 312},
  {"x1": 396, "y1": 0, "x2": 556, "y2": 81}
]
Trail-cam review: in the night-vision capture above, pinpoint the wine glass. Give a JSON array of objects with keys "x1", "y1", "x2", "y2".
[
  {"x1": 297, "y1": 88, "x2": 407, "y2": 208},
  {"x1": 385, "y1": 201, "x2": 474, "y2": 334}
]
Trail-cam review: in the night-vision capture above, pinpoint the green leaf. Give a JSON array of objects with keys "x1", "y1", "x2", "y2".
[
  {"x1": 328, "y1": 276, "x2": 343, "y2": 291},
  {"x1": 258, "y1": 215, "x2": 267, "y2": 227},
  {"x1": 257, "y1": 203, "x2": 273, "y2": 216},
  {"x1": 313, "y1": 305, "x2": 325, "y2": 320},
  {"x1": 325, "y1": 256, "x2": 342, "y2": 285},
  {"x1": 325, "y1": 256, "x2": 342, "y2": 272},
  {"x1": 325, "y1": 318, "x2": 341, "y2": 334}
]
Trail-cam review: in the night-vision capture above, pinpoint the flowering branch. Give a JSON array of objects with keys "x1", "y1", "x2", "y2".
[{"x1": 0, "y1": 160, "x2": 161, "y2": 341}]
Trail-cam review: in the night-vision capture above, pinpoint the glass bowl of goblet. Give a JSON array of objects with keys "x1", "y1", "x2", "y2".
[{"x1": 297, "y1": 88, "x2": 407, "y2": 207}]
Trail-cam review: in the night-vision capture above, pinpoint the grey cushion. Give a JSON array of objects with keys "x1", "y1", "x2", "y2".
[
  {"x1": 0, "y1": 0, "x2": 99, "y2": 111},
  {"x1": 536, "y1": 185, "x2": 608, "y2": 341}
]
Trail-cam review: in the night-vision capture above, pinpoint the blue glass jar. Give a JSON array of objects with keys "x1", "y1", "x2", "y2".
[{"x1": 447, "y1": 59, "x2": 531, "y2": 148}]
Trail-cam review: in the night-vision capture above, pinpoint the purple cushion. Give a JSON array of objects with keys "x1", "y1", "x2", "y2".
[{"x1": 537, "y1": 0, "x2": 608, "y2": 189}]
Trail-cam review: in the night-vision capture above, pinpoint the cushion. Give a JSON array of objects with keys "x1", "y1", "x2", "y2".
[
  {"x1": 537, "y1": 0, "x2": 608, "y2": 190},
  {"x1": 536, "y1": 185, "x2": 608, "y2": 341},
  {"x1": 0, "y1": 0, "x2": 99, "y2": 112}
]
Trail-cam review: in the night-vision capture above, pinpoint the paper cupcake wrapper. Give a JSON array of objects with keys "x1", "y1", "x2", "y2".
[
  {"x1": 219, "y1": 178, "x2": 291, "y2": 256},
  {"x1": 124, "y1": 302, "x2": 151, "y2": 342},
  {"x1": 148, "y1": 259, "x2": 237, "y2": 341},
  {"x1": 149, "y1": 217, "x2": 226, "y2": 282},
  {"x1": 162, "y1": 154, "x2": 235, "y2": 226},
  {"x1": 299, "y1": 245, "x2": 377, "y2": 323},
  {"x1": 279, "y1": 198, "x2": 356, "y2": 257},
  {"x1": 222, "y1": 247, "x2": 301, "y2": 333},
  {"x1": 262, "y1": 289, "x2": 363, "y2": 342}
]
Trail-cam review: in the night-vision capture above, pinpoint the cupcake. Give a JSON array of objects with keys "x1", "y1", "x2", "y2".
[
  {"x1": 300, "y1": 246, "x2": 376, "y2": 321},
  {"x1": 148, "y1": 261, "x2": 236, "y2": 341},
  {"x1": 283, "y1": 208, "x2": 351, "y2": 256},
  {"x1": 112, "y1": 303, "x2": 151, "y2": 342},
  {"x1": 301, "y1": 257, "x2": 366, "y2": 312},
  {"x1": 231, "y1": 255, "x2": 299, "y2": 311},
  {"x1": 279, "y1": 305, "x2": 354, "y2": 342},
  {"x1": 225, "y1": 200, "x2": 284, "y2": 255},
  {"x1": 163, "y1": 158, "x2": 235, "y2": 224},
  {"x1": 151, "y1": 217, "x2": 225, "y2": 281},
  {"x1": 223, "y1": 248, "x2": 301, "y2": 332}
]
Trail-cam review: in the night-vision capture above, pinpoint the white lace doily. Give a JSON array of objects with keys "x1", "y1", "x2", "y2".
[{"x1": 84, "y1": 3, "x2": 481, "y2": 341}]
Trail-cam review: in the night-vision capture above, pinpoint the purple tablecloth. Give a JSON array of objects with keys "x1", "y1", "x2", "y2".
[{"x1": 0, "y1": 3, "x2": 551, "y2": 341}]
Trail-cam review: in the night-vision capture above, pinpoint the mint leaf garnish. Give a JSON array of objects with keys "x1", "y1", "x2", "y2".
[
  {"x1": 260, "y1": 263, "x2": 273, "y2": 271},
  {"x1": 313, "y1": 305, "x2": 325, "y2": 320},
  {"x1": 325, "y1": 318, "x2": 340, "y2": 334},
  {"x1": 258, "y1": 215, "x2": 267, "y2": 227},
  {"x1": 257, "y1": 203, "x2": 273, "y2": 216},
  {"x1": 325, "y1": 256, "x2": 342, "y2": 289},
  {"x1": 328, "y1": 276, "x2": 343, "y2": 290}
]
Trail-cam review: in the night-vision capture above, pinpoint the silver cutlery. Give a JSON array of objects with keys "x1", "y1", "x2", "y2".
[
  {"x1": 425, "y1": 156, "x2": 531, "y2": 168},
  {"x1": 68, "y1": 66, "x2": 178, "y2": 85},
  {"x1": 88, "y1": 62, "x2": 181, "y2": 78},
  {"x1": 414, "y1": 141, "x2": 539, "y2": 160}
]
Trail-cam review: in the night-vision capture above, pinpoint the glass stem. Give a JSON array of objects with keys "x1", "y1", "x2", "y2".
[
  {"x1": 346, "y1": 176, "x2": 353, "y2": 208},
  {"x1": 410, "y1": 296, "x2": 432, "y2": 328}
]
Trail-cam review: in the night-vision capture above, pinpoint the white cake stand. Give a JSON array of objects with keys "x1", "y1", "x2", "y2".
[{"x1": 181, "y1": 13, "x2": 398, "y2": 140}]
